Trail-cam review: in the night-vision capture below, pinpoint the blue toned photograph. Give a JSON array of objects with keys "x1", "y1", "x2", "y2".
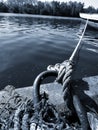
[{"x1": 0, "y1": 0, "x2": 98, "y2": 129}]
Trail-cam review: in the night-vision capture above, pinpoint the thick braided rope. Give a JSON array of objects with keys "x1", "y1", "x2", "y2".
[
  {"x1": 47, "y1": 60, "x2": 74, "y2": 99},
  {"x1": 56, "y1": 60, "x2": 74, "y2": 96}
]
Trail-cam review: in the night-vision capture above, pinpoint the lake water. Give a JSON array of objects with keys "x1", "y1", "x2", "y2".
[{"x1": 0, "y1": 13, "x2": 98, "y2": 89}]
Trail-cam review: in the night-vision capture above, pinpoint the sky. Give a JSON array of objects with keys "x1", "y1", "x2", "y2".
[{"x1": 3, "y1": 0, "x2": 98, "y2": 9}]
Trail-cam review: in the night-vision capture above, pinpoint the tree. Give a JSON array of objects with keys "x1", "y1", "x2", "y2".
[
  {"x1": 84, "y1": 6, "x2": 97, "y2": 13},
  {"x1": 0, "y1": 0, "x2": 97, "y2": 17},
  {"x1": 51, "y1": 1, "x2": 60, "y2": 16},
  {"x1": 0, "y1": 2, "x2": 8, "y2": 12}
]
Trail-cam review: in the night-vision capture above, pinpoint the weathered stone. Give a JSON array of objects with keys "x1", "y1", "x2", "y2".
[{"x1": 0, "y1": 75, "x2": 98, "y2": 109}]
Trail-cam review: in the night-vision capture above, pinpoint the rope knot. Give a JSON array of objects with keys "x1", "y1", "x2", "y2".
[{"x1": 56, "y1": 60, "x2": 74, "y2": 85}]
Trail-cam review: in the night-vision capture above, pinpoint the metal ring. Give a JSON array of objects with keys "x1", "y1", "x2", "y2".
[{"x1": 33, "y1": 70, "x2": 58, "y2": 106}]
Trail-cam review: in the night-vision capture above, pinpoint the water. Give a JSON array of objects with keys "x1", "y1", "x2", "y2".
[{"x1": 0, "y1": 13, "x2": 98, "y2": 89}]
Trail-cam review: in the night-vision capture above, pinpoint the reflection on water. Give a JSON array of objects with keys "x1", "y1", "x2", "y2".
[{"x1": 0, "y1": 13, "x2": 98, "y2": 89}]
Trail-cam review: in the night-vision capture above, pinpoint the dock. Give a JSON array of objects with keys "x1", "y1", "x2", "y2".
[{"x1": 0, "y1": 75, "x2": 98, "y2": 108}]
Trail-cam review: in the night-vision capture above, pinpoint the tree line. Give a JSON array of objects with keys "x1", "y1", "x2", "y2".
[{"x1": 0, "y1": 0, "x2": 98, "y2": 17}]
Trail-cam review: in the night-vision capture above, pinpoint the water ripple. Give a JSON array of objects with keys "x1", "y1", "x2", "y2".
[{"x1": 0, "y1": 13, "x2": 98, "y2": 89}]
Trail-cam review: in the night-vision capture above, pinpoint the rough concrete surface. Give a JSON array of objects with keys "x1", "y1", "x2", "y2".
[{"x1": 0, "y1": 75, "x2": 98, "y2": 108}]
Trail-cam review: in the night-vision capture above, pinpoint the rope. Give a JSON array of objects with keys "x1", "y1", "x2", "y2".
[
  {"x1": 55, "y1": 19, "x2": 90, "y2": 130},
  {"x1": 56, "y1": 19, "x2": 88, "y2": 89},
  {"x1": 69, "y1": 19, "x2": 88, "y2": 61}
]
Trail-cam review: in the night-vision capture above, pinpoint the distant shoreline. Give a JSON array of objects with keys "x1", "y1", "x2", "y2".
[{"x1": 0, "y1": 12, "x2": 81, "y2": 21}]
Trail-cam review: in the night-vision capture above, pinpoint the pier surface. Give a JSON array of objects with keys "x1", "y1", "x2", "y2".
[{"x1": 0, "y1": 75, "x2": 98, "y2": 107}]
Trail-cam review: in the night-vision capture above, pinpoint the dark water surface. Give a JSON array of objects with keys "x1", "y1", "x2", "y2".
[{"x1": 0, "y1": 13, "x2": 98, "y2": 89}]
